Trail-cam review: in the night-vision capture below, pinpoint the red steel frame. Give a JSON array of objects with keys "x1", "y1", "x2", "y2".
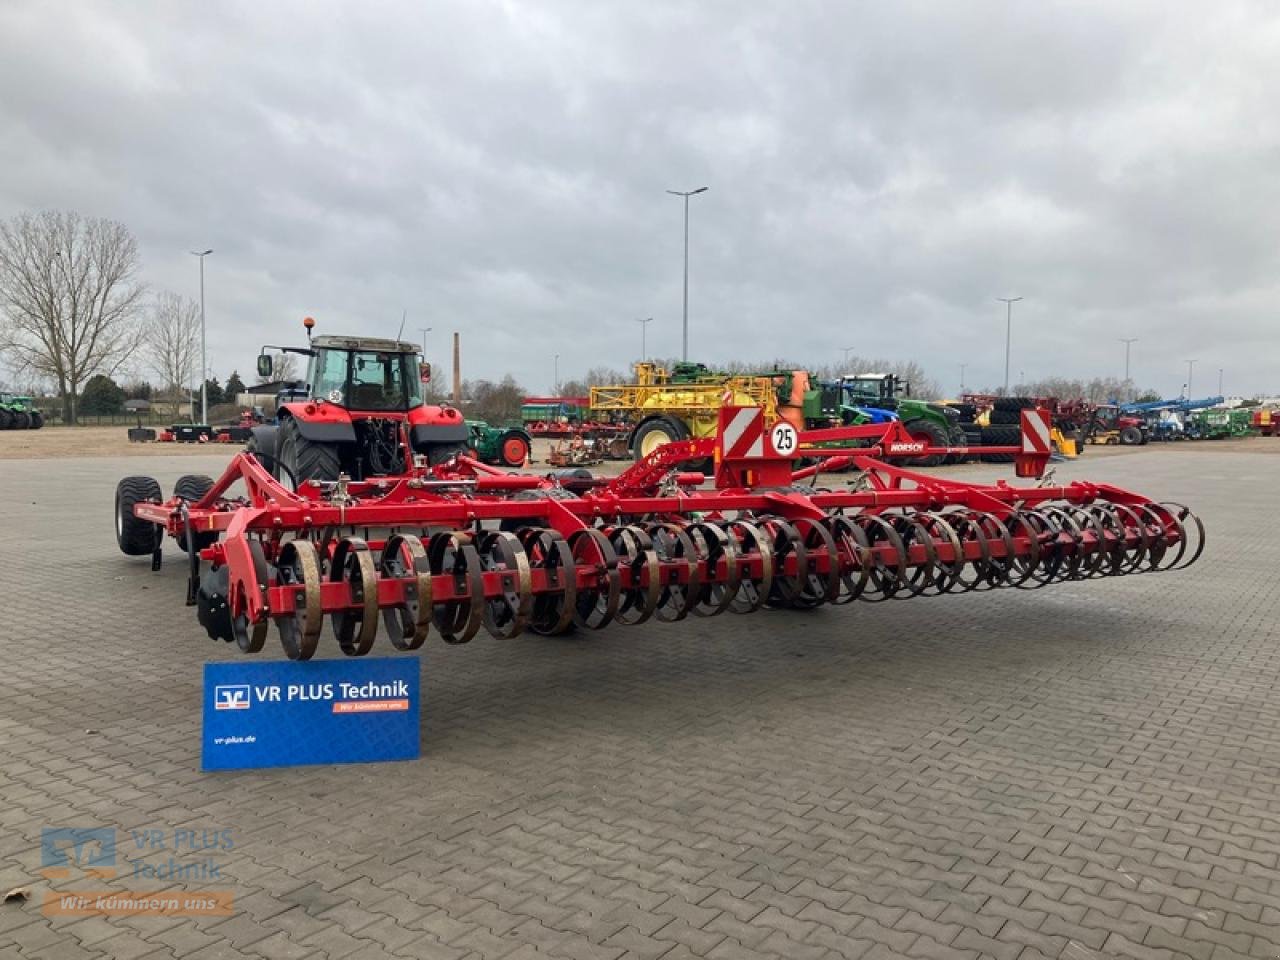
[{"x1": 131, "y1": 407, "x2": 1204, "y2": 660}]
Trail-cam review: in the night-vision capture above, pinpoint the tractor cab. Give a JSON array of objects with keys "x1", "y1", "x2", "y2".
[
  {"x1": 838, "y1": 373, "x2": 908, "y2": 408},
  {"x1": 258, "y1": 335, "x2": 426, "y2": 412}
]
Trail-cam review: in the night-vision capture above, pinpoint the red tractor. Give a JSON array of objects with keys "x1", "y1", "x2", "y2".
[{"x1": 247, "y1": 319, "x2": 470, "y2": 483}]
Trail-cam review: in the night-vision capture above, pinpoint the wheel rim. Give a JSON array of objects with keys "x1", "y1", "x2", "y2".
[
  {"x1": 640, "y1": 426, "x2": 674, "y2": 457},
  {"x1": 502, "y1": 437, "x2": 527, "y2": 464}
]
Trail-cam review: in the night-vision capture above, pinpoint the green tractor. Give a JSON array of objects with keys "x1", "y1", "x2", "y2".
[
  {"x1": 465, "y1": 420, "x2": 533, "y2": 467},
  {"x1": 0, "y1": 394, "x2": 44, "y2": 430},
  {"x1": 837, "y1": 374, "x2": 963, "y2": 467}
]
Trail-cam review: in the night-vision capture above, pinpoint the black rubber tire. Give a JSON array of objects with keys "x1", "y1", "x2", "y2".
[
  {"x1": 28, "y1": 410, "x2": 43, "y2": 429},
  {"x1": 979, "y1": 426, "x2": 1019, "y2": 463},
  {"x1": 901, "y1": 419, "x2": 948, "y2": 468},
  {"x1": 115, "y1": 476, "x2": 163, "y2": 556},
  {"x1": 174, "y1": 475, "x2": 218, "y2": 553},
  {"x1": 497, "y1": 430, "x2": 532, "y2": 467},
  {"x1": 989, "y1": 408, "x2": 1022, "y2": 425},
  {"x1": 424, "y1": 441, "x2": 468, "y2": 466},
  {"x1": 632, "y1": 417, "x2": 688, "y2": 461},
  {"x1": 244, "y1": 431, "x2": 279, "y2": 479},
  {"x1": 11, "y1": 411, "x2": 30, "y2": 429},
  {"x1": 945, "y1": 425, "x2": 973, "y2": 464},
  {"x1": 279, "y1": 417, "x2": 341, "y2": 483},
  {"x1": 1119, "y1": 426, "x2": 1142, "y2": 445},
  {"x1": 0, "y1": 409, "x2": 11, "y2": 429},
  {"x1": 992, "y1": 396, "x2": 1035, "y2": 412}
]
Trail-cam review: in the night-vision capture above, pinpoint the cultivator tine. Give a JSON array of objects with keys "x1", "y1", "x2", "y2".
[
  {"x1": 724, "y1": 519, "x2": 773, "y2": 614},
  {"x1": 518, "y1": 528, "x2": 576, "y2": 635},
  {"x1": 477, "y1": 530, "x2": 532, "y2": 639},
  {"x1": 276, "y1": 539, "x2": 323, "y2": 661},
  {"x1": 647, "y1": 522, "x2": 702, "y2": 622},
  {"x1": 685, "y1": 522, "x2": 738, "y2": 617},
  {"x1": 607, "y1": 525, "x2": 661, "y2": 625},
  {"x1": 429, "y1": 532, "x2": 486, "y2": 643},
  {"x1": 331, "y1": 538, "x2": 379, "y2": 656},
  {"x1": 568, "y1": 528, "x2": 620, "y2": 629},
  {"x1": 232, "y1": 540, "x2": 270, "y2": 654},
  {"x1": 380, "y1": 534, "x2": 432, "y2": 651}
]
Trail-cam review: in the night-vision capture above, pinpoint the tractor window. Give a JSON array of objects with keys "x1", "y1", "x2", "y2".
[
  {"x1": 348, "y1": 351, "x2": 419, "y2": 411},
  {"x1": 312, "y1": 350, "x2": 346, "y2": 403}
]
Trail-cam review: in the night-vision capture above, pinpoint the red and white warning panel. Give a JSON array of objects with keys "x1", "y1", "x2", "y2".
[
  {"x1": 719, "y1": 406, "x2": 766, "y2": 459},
  {"x1": 1021, "y1": 408, "x2": 1053, "y2": 455}
]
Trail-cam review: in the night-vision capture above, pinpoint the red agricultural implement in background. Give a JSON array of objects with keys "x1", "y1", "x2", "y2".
[{"x1": 115, "y1": 392, "x2": 1203, "y2": 661}]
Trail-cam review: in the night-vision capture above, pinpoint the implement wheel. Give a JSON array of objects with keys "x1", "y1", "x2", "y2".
[
  {"x1": 115, "y1": 476, "x2": 162, "y2": 556},
  {"x1": 174, "y1": 474, "x2": 219, "y2": 553},
  {"x1": 279, "y1": 417, "x2": 340, "y2": 483}
]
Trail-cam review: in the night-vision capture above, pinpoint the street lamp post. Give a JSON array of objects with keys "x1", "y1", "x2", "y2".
[
  {"x1": 1119, "y1": 338, "x2": 1138, "y2": 383},
  {"x1": 959, "y1": 363, "x2": 967, "y2": 394},
  {"x1": 842, "y1": 346, "x2": 856, "y2": 368},
  {"x1": 554, "y1": 354, "x2": 559, "y2": 395},
  {"x1": 418, "y1": 327, "x2": 432, "y2": 355},
  {"x1": 190, "y1": 249, "x2": 213, "y2": 424},
  {"x1": 1186, "y1": 359, "x2": 1197, "y2": 397},
  {"x1": 666, "y1": 186, "x2": 708, "y2": 361},
  {"x1": 635, "y1": 317, "x2": 652, "y2": 361},
  {"x1": 997, "y1": 296, "x2": 1023, "y2": 394},
  {"x1": 1219, "y1": 368, "x2": 1224, "y2": 396}
]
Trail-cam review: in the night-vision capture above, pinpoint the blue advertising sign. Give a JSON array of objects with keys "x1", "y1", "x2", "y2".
[{"x1": 202, "y1": 658, "x2": 420, "y2": 771}]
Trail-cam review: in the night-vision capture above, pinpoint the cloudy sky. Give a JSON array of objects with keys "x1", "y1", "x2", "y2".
[{"x1": 2, "y1": 1, "x2": 1277, "y2": 396}]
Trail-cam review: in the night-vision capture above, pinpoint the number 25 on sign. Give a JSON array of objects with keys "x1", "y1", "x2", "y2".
[{"x1": 770, "y1": 422, "x2": 797, "y2": 455}]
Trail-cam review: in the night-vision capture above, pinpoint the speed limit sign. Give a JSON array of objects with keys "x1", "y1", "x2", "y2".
[{"x1": 770, "y1": 421, "x2": 798, "y2": 455}]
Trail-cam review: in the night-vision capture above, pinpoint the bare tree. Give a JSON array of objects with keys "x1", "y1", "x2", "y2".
[
  {"x1": 146, "y1": 291, "x2": 201, "y2": 395},
  {"x1": 257, "y1": 352, "x2": 299, "y2": 384},
  {"x1": 0, "y1": 210, "x2": 145, "y2": 423}
]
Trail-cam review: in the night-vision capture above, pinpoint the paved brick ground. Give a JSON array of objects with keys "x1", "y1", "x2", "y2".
[{"x1": 0, "y1": 448, "x2": 1277, "y2": 959}]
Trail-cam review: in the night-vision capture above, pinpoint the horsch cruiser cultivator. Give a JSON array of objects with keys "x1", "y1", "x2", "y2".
[{"x1": 113, "y1": 324, "x2": 1204, "y2": 662}]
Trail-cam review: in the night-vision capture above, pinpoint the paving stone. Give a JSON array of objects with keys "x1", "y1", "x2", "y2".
[{"x1": 2, "y1": 451, "x2": 1278, "y2": 960}]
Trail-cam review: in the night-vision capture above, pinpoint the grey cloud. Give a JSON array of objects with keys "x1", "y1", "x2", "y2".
[{"x1": 1, "y1": 0, "x2": 1276, "y2": 397}]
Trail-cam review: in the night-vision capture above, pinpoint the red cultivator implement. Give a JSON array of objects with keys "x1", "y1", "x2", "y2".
[{"x1": 115, "y1": 407, "x2": 1203, "y2": 661}]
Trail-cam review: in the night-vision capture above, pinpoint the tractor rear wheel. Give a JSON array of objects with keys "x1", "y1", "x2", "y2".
[
  {"x1": 632, "y1": 417, "x2": 688, "y2": 460},
  {"x1": 174, "y1": 475, "x2": 219, "y2": 553},
  {"x1": 279, "y1": 418, "x2": 340, "y2": 483},
  {"x1": 28, "y1": 410, "x2": 43, "y2": 429},
  {"x1": 12, "y1": 411, "x2": 30, "y2": 429},
  {"x1": 498, "y1": 430, "x2": 531, "y2": 467},
  {"x1": 425, "y1": 442, "x2": 468, "y2": 466},
  {"x1": 902, "y1": 419, "x2": 948, "y2": 467},
  {"x1": 1119, "y1": 426, "x2": 1143, "y2": 445},
  {"x1": 0, "y1": 409, "x2": 11, "y2": 429},
  {"x1": 115, "y1": 476, "x2": 162, "y2": 556}
]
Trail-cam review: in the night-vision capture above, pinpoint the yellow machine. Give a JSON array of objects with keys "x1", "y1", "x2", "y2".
[{"x1": 590, "y1": 363, "x2": 783, "y2": 459}]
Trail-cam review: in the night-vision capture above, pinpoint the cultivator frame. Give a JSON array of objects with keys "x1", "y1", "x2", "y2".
[{"x1": 120, "y1": 407, "x2": 1204, "y2": 661}]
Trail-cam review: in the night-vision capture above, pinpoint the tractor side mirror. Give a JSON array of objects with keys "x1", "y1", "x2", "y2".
[
  {"x1": 419, "y1": 362, "x2": 432, "y2": 384},
  {"x1": 256, "y1": 354, "x2": 273, "y2": 379}
]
